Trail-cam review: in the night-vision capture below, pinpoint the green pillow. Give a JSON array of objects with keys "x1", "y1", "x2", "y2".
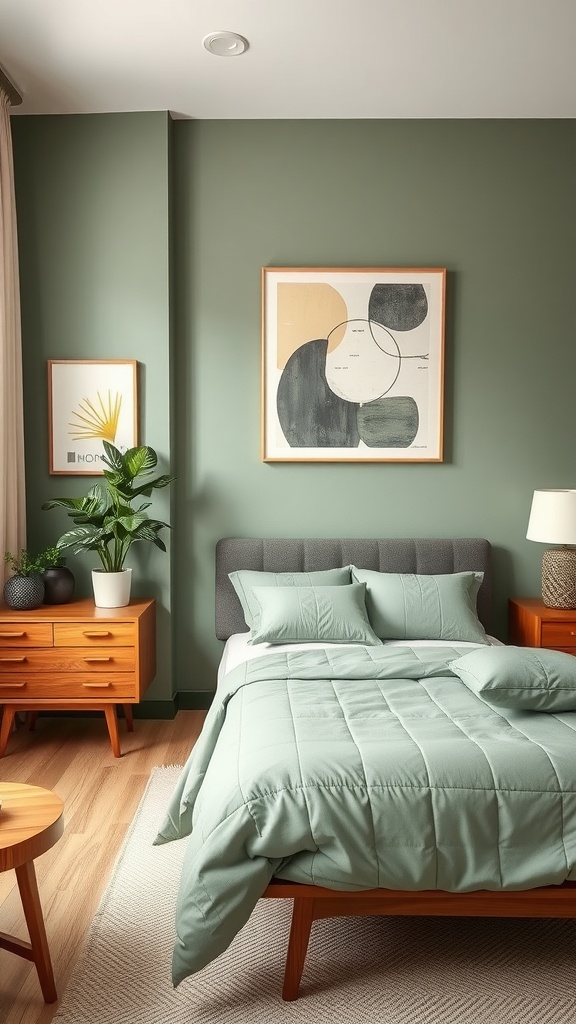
[
  {"x1": 351, "y1": 567, "x2": 487, "y2": 644},
  {"x1": 229, "y1": 566, "x2": 352, "y2": 629},
  {"x1": 249, "y1": 583, "x2": 382, "y2": 646},
  {"x1": 450, "y1": 646, "x2": 576, "y2": 711}
]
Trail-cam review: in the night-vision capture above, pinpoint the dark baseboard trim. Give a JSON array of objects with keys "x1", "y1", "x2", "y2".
[
  {"x1": 136, "y1": 692, "x2": 214, "y2": 717},
  {"x1": 133, "y1": 701, "x2": 176, "y2": 720},
  {"x1": 176, "y1": 691, "x2": 214, "y2": 711}
]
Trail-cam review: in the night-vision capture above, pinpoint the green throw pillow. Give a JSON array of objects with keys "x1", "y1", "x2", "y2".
[
  {"x1": 249, "y1": 583, "x2": 382, "y2": 646},
  {"x1": 350, "y1": 567, "x2": 487, "y2": 643},
  {"x1": 450, "y1": 646, "x2": 576, "y2": 711},
  {"x1": 229, "y1": 566, "x2": 352, "y2": 629}
]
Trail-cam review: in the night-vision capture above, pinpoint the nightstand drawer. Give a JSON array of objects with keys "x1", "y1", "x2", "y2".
[
  {"x1": 0, "y1": 648, "x2": 136, "y2": 673},
  {"x1": 0, "y1": 675, "x2": 137, "y2": 700},
  {"x1": 54, "y1": 622, "x2": 136, "y2": 647},
  {"x1": 0, "y1": 623, "x2": 53, "y2": 647},
  {"x1": 541, "y1": 623, "x2": 576, "y2": 649}
]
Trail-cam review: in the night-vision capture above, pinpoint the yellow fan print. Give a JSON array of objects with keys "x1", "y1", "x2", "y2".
[{"x1": 68, "y1": 390, "x2": 122, "y2": 442}]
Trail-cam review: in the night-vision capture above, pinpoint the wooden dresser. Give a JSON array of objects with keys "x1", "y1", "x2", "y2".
[
  {"x1": 508, "y1": 597, "x2": 576, "y2": 655},
  {"x1": 0, "y1": 597, "x2": 156, "y2": 758}
]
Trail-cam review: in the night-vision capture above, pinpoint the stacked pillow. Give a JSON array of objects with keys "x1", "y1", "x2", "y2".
[
  {"x1": 229, "y1": 565, "x2": 487, "y2": 647},
  {"x1": 350, "y1": 567, "x2": 488, "y2": 645}
]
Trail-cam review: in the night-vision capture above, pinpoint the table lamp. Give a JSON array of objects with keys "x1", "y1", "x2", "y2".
[{"x1": 526, "y1": 488, "x2": 576, "y2": 608}]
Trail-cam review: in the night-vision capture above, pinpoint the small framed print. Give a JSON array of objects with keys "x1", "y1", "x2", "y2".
[
  {"x1": 48, "y1": 359, "x2": 138, "y2": 475},
  {"x1": 262, "y1": 266, "x2": 446, "y2": 463}
]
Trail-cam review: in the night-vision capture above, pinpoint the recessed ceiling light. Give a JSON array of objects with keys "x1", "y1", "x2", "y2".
[{"x1": 203, "y1": 32, "x2": 249, "y2": 57}]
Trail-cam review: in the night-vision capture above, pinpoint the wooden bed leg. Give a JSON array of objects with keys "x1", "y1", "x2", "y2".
[
  {"x1": 122, "y1": 704, "x2": 134, "y2": 732},
  {"x1": 282, "y1": 898, "x2": 315, "y2": 1001}
]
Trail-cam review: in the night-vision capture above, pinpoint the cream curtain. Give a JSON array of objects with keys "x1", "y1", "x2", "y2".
[{"x1": 0, "y1": 87, "x2": 26, "y2": 585}]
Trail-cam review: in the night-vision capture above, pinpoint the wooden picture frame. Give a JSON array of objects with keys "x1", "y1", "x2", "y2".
[
  {"x1": 262, "y1": 267, "x2": 446, "y2": 463},
  {"x1": 48, "y1": 360, "x2": 138, "y2": 475}
]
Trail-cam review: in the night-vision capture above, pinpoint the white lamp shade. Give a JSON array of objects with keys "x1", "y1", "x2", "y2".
[{"x1": 526, "y1": 489, "x2": 576, "y2": 545}]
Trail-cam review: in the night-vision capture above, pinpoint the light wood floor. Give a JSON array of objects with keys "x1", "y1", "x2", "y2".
[{"x1": 0, "y1": 710, "x2": 205, "y2": 1024}]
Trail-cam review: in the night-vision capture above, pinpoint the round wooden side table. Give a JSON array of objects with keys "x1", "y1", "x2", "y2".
[{"x1": 0, "y1": 782, "x2": 64, "y2": 1003}]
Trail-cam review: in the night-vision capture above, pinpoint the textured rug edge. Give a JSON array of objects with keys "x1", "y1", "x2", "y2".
[{"x1": 52, "y1": 764, "x2": 184, "y2": 1021}]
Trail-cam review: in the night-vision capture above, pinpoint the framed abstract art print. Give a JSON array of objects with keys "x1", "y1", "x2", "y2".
[
  {"x1": 48, "y1": 359, "x2": 138, "y2": 474},
  {"x1": 261, "y1": 267, "x2": 446, "y2": 463}
]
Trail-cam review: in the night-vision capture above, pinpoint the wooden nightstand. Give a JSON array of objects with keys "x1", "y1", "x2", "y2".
[
  {"x1": 508, "y1": 597, "x2": 576, "y2": 655},
  {"x1": 0, "y1": 597, "x2": 156, "y2": 758}
]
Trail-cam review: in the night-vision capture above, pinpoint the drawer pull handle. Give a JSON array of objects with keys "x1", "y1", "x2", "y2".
[
  {"x1": 0, "y1": 632, "x2": 26, "y2": 639},
  {"x1": 0, "y1": 656, "x2": 26, "y2": 663},
  {"x1": 84, "y1": 657, "x2": 112, "y2": 663},
  {"x1": 82, "y1": 630, "x2": 112, "y2": 638},
  {"x1": 1, "y1": 682, "x2": 26, "y2": 689},
  {"x1": 82, "y1": 682, "x2": 112, "y2": 689}
]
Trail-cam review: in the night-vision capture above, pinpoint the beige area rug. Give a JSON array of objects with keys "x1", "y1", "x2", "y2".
[{"x1": 54, "y1": 765, "x2": 576, "y2": 1024}]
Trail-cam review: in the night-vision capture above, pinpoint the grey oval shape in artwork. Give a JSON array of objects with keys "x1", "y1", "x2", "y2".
[{"x1": 357, "y1": 396, "x2": 419, "y2": 448}]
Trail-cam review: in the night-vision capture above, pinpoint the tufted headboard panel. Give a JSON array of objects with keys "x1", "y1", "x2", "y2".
[{"x1": 215, "y1": 537, "x2": 492, "y2": 640}]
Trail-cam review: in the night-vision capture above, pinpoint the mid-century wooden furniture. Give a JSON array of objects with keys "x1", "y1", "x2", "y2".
[
  {"x1": 0, "y1": 782, "x2": 64, "y2": 1003},
  {"x1": 262, "y1": 878, "x2": 576, "y2": 1000},
  {"x1": 0, "y1": 598, "x2": 156, "y2": 758},
  {"x1": 509, "y1": 596, "x2": 576, "y2": 654}
]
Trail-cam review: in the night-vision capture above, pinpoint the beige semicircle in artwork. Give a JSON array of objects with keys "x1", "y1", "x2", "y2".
[{"x1": 276, "y1": 284, "x2": 348, "y2": 369}]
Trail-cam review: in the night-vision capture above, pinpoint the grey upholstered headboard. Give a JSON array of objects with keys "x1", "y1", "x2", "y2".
[{"x1": 215, "y1": 537, "x2": 492, "y2": 640}]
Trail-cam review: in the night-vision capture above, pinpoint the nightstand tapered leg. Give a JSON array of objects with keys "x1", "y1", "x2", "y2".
[
  {"x1": 0, "y1": 706, "x2": 16, "y2": 756},
  {"x1": 123, "y1": 704, "x2": 134, "y2": 731},
  {"x1": 103, "y1": 705, "x2": 121, "y2": 757}
]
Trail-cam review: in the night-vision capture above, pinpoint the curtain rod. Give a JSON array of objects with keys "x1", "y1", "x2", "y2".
[{"x1": 0, "y1": 63, "x2": 22, "y2": 106}]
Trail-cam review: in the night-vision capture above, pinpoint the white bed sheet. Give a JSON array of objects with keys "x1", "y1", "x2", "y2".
[{"x1": 217, "y1": 630, "x2": 504, "y2": 683}]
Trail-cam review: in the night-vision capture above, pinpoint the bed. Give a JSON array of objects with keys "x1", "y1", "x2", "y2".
[{"x1": 155, "y1": 537, "x2": 576, "y2": 1000}]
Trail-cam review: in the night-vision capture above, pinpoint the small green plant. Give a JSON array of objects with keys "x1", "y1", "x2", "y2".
[
  {"x1": 4, "y1": 549, "x2": 44, "y2": 576},
  {"x1": 39, "y1": 545, "x2": 67, "y2": 568},
  {"x1": 42, "y1": 442, "x2": 173, "y2": 573}
]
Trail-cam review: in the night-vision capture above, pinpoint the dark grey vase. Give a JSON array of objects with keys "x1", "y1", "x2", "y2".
[
  {"x1": 42, "y1": 565, "x2": 75, "y2": 605},
  {"x1": 3, "y1": 573, "x2": 45, "y2": 610}
]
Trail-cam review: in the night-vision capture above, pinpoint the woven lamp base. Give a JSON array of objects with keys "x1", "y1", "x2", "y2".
[{"x1": 541, "y1": 547, "x2": 576, "y2": 609}]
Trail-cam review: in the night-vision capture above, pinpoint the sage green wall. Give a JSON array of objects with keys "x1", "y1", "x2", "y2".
[
  {"x1": 12, "y1": 115, "x2": 576, "y2": 698},
  {"x1": 12, "y1": 111, "x2": 173, "y2": 700},
  {"x1": 172, "y1": 118, "x2": 576, "y2": 687}
]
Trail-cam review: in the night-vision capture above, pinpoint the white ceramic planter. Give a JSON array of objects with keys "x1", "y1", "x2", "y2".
[{"x1": 91, "y1": 568, "x2": 132, "y2": 608}]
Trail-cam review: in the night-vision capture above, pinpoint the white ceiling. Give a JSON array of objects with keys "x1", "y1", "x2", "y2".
[{"x1": 1, "y1": 0, "x2": 575, "y2": 120}]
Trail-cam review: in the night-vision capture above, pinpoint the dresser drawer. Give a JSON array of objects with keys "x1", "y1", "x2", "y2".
[
  {"x1": 0, "y1": 648, "x2": 136, "y2": 673},
  {"x1": 0, "y1": 623, "x2": 53, "y2": 647},
  {"x1": 0, "y1": 674, "x2": 137, "y2": 700},
  {"x1": 54, "y1": 622, "x2": 136, "y2": 647},
  {"x1": 541, "y1": 622, "x2": 576, "y2": 650}
]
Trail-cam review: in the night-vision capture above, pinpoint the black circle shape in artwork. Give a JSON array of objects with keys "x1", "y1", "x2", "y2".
[
  {"x1": 368, "y1": 284, "x2": 428, "y2": 332},
  {"x1": 277, "y1": 339, "x2": 360, "y2": 448}
]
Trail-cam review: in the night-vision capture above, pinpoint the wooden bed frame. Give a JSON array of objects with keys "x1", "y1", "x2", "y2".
[{"x1": 215, "y1": 537, "x2": 576, "y2": 1000}]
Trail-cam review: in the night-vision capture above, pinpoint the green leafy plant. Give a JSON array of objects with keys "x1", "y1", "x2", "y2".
[
  {"x1": 42, "y1": 442, "x2": 173, "y2": 573},
  {"x1": 4, "y1": 549, "x2": 44, "y2": 576},
  {"x1": 39, "y1": 545, "x2": 67, "y2": 568}
]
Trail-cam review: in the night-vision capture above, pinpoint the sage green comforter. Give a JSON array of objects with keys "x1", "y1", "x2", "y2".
[{"x1": 154, "y1": 645, "x2": 576, "y2": 987}]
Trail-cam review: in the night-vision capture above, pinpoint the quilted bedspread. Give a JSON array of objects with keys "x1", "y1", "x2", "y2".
[{"x1": 154, "y1": 645, "x2": 576, "y2": 986}]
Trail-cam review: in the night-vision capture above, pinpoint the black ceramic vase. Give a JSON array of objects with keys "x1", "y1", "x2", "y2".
[
  {"x1": 42, "y1": 565, "x2": 75, "y2": 605},
  {"x1": 4, "y1": 573, "x2": 45, "y2": 610}
]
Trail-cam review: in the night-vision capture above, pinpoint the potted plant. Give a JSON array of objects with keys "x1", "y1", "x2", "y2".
[
  {"x1": 42, "y1": 442, "x2": 172, "y2": 608},
  {"x1": 3, "y1": 549, "x2": 45, "y2": 610},
  {"x1": 39, "y1": 545, "x2": 76, "y2": 605}
]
